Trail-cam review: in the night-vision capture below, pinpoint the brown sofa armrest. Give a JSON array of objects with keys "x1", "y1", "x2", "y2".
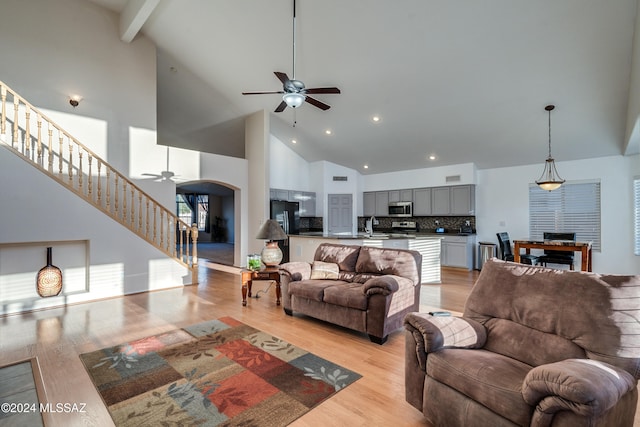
[
  {"x1": 362, "y1": 275, "x2": 402, "y2": 296},
  {"x1": 279, "y1": 262, "x2": 311, "y2": 282},
  {"x1": 522, "y1": 359, "x2": 636, "y2": 420},
  {"x1": 404, "y1": 313, "x2": 487, "y2": 356}
]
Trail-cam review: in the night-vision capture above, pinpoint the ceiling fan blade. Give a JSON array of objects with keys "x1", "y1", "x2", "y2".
[
  {"x1": 274, "y1": 72, "x2": 290, "y2": 85},
  {"x1": 305, "y1": 96, "x2": 331, "y2": 111},
  {"x1": 142, "y1": 173, "x2": 162, "y2": 178},
  {"x1": 274, "y1": 100, "x2": 287, "y2": 113},
  {"x1": 242, "y1": 91, "x2": 284, "y2": 95},
  {"x1": 304, "y1": 87, "x2": 341, "y2": 94}
]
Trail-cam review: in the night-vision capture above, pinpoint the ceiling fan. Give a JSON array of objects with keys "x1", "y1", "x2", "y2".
[{"x1": 241, "y1": 0, "x2": 341, "y2": 113}]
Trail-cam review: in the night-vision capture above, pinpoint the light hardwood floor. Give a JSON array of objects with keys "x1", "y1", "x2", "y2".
[{"x1": 0, "y1": 264, "x2": 637, "y2": 426}]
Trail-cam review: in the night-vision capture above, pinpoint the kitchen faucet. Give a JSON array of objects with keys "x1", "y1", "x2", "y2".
[{"x1": 365, "y1": 216, "x2": 376, "y2": 235}]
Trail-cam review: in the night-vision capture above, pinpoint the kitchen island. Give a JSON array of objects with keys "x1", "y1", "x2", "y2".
[{"x1": 288, "y1": 233, "x2": 443, "y2": 283}]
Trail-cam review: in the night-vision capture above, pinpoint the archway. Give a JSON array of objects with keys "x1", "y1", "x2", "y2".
[{"x1": 176, "y1": 180, "x2": 238, "y2": 266}]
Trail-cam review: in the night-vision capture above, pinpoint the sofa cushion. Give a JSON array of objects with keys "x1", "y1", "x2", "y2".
[
  {"x1": 427, "y1": 348, "x2": 533, "y2": 426},
  {"x1": 314, "y1": 243, "x2": 361, "y2": 272},
  {"x1": 355, "y1": 246, "x2": 420, "y2": 285},
  {"x1": 310, "y1": 261, "x2": 339, "y2": 279},
  {"x1": 288, "y1": 279, "x2": 351, "y2": 302},
  {"x1": 323, "y1": 282, "x2": 368, "y2": 310}
]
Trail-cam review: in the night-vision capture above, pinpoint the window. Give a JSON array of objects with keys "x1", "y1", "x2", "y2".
[
  {"x1": 529, "y1": 180, "x2": 601, "y2": 251},
  {"x1": 176, "y1": 194, "x2": 209, "y2": 231},
  {"x1": 634, "y1": 177, "x2": 640, "y2": 256},
  {"x1": 176, "y1": 194, "x2": 193, "y2": 225}
]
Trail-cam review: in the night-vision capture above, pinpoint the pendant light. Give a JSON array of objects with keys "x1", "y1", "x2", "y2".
[{"x1": 535, "y1": 105, "x2": 565, "y2": 191}]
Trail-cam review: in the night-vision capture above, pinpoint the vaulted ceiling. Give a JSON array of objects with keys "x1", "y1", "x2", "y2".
[{"x1": 89, "y1": 0, "x2": 639, "y2": 174}]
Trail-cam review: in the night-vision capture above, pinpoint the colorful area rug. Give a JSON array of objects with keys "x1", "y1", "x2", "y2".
[{"x1": 79, "y1": 317, "x2": 361, "y2": 426}]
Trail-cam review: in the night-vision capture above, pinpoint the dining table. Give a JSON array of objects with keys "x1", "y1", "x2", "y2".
[{"x1": 513, "y1": 239, "x2": 593, "y2": 272}]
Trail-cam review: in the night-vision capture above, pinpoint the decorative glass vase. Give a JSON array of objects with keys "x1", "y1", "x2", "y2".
[
  {"x1": 247, "y1": 254, "x2": 262, "y2": 271},
  {"x1": 36, "y1": 247, "x2": 63, "y2": 297}
]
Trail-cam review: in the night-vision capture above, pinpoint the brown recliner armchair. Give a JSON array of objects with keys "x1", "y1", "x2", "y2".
[{"x1": 404, "y1": 259, "x2": 640, "y2": 427}]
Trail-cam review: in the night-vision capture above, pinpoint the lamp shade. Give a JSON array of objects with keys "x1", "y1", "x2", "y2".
[
  {"x1": 283, "y1": 92, "x2": 305, "y2": 108},
  {"x1": 256, "y1": 219, "x2": 288, "y2": 241}
]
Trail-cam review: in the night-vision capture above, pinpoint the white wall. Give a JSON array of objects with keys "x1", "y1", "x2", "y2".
[
  {"x1": 476, "y1": 155, "x2": 640, "y2": 275},
  {"x1": 0, "y1": 0, "x2": 178, "y2": 314},
  {"x1": 0, "y1": 0, "x2": 157, "y2": 175},
  {"x1": 0, "y1": 147, "x2": 189, "y2": 315},
  {"x1": 270, "y1": 135, "x2": 310, "y2": 191},
  {"x1": 362, "y1": 163, "x2": 477, "y2": 191}
]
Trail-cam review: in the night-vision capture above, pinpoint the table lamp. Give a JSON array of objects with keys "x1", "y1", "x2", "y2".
[{"x1": 255, "y1": 219, "x2": 288, "y2": 266}]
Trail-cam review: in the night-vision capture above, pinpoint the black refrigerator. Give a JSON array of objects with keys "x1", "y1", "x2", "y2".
[{"x1": 270, "y1": 200, "x2": 300, "y2": 263}]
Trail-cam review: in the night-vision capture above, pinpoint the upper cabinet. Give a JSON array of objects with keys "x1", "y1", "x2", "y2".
[
  {"x1": 450, "y1": 185, "x2": 475, "y2": 215},
  {"x1": 388, "y1": 189, "x2": 413, "y2": 203},
  {"x1": 270, "y1": 188, "x2": 317, "y2": 217},
  {"x1": 363, "y1": 191, "x2": 392, "y2": 216},
  {"x1": 363, "y1": 192, "x2": 376, "y2": 216},
  {"x1": 413, "y1": 187, "x2": 432, "y2": 215},
  {"x1": 364, "y1": 185, "x2": 475, "y2": 217},
  {"x1": 432, "y1": 185, "x2": 475, "y2": 216},
  {"x1": 374, "y1": 191, "x2": 390, "y2": 216},
  {"x1": 431, "y1": 187, "x2": 451, "y2": 215},
  {"x1": 270, "y1": 188, "x2": 289, "y2": 201}
]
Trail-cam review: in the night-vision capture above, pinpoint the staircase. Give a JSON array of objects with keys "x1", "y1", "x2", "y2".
[{"x1": 0, "y1": 81, "x2": 199, "y2": 280}]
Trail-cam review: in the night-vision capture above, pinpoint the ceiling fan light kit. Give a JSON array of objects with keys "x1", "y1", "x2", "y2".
[
  {"x1": 241, "y1": 0, "x2": 340, "y2": 113},
  {"x1": 535, "y1": 104, "x2": 565, "y2": 191},
  {"x1": 283, "y1": 92, "x2": 305, "y2": 108}
]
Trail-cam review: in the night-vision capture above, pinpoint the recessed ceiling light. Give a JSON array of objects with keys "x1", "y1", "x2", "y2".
[
  {"x1": 372, "y1": 115, "x2": 380, "y2": 122},
  {"x1": 364, "y1": 165, "x2": 369, "y2": 169},
  {"x1": 325, "y1": 129, "x2": 332, "y2": 135},
  {"x1": 429, "y1": 155, "x2": 437, "y2": 161},
  {"x1": 291, "y1": 139, "x2": 297, "y2": 144}
]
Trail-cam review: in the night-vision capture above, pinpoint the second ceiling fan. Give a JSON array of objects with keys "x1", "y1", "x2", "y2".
[{"x1": 242, "y1": 0, "x2": 341, "y2": 113}]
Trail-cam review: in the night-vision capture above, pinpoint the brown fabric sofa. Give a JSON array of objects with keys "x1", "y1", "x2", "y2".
[
  {"x1": 279, "y1": 242, "x2": 422, "y2": 344},
  {"x1": 405, "y1": 258, "x2": 640, "y2": 427}
]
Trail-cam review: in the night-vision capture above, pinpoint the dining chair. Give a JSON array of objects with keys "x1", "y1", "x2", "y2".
[
  {"x1": 496, "y1": 232, "x2": 539, "y2": 265},
  {"x1": 538, "y1": 232, "x2": 576, "y2": 270}
]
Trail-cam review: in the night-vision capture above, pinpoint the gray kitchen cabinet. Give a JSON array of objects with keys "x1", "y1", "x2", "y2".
[
  {"x1": 363, "y1": 192, "x2": 376, "y2": 216},
  {"x1": 450, "y1": 185, "x2": 475, "y2": 215},
  {"x1": 430, "y1": 185, "x2": 476, "y2": 216},
  {"x1": 413, "y1": 187, "x2": 432, "y2": 215},
  {"x1": 374, "y1": 191, "x2": 389, "y2": 216},
  {"x1": 389, "y1": 189, "x2": 413, "y2": 203},
  {"x1": 431, "y1": 187, "x2": 451, "y2": 215},
  {"x1": 270, "y1": 188, "x2": 289, "y2": 201},
  {"x1": 441, "y1": 235, "x2": 475, "y2": 270},
  {"x1": 289, "y1": 190, "x2": 317, "y2": 217},
  {"x1": 270, "y1": 188, "x2": 317, "y2": 217}
]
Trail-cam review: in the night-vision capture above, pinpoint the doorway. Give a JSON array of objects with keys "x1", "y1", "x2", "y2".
[
  {"x1": 176, "y1": 181, "x2": 236, "y2": 266},
  {"x1": 327, "y1": 194, "x2": 353, "y2": 234}
]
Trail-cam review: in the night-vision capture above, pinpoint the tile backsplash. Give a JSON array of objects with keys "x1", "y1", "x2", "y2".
[
  {"x1": 358, "y1": 216, "x2": 476, "y2": 233},
  {"x1": 300, "y1": 216, "x2": 476, "y2": 233}
]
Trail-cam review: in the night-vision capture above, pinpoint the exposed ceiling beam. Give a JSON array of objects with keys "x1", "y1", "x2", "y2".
[{"x1": 119, "y1": 0, "x2": 159, "y2": 43}]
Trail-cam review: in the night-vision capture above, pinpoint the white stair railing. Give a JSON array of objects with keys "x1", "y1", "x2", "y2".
[{"x1": 0, "y1": 81, "x2": 198, "y2": 279}]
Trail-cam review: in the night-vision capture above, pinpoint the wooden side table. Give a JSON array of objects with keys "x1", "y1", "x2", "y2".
[{"x1": 241, "y1": 267, "x2": 281, "y2": 306}]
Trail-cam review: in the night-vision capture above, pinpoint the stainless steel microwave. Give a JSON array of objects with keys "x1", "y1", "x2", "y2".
[{"x1": 388, "y1": 202, "x2": 412, "y2": 217}]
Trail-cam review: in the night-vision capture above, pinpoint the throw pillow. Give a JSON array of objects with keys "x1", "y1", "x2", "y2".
[{"x1": 310, "y1": 261, "x2": 339, "y2": 279}]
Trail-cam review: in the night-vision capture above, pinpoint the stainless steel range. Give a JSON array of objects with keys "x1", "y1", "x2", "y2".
[{"x1": 391, "y1": 221, "x2": 419, "y2": 235}]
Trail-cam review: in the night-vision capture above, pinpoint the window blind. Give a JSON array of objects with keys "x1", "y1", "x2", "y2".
[
  {"x1": 634, "y1": 177, "x2": 640, "y2": 256},
  {"x1": 529, "y1": 180, "x2": 601, "y2": 251}
]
